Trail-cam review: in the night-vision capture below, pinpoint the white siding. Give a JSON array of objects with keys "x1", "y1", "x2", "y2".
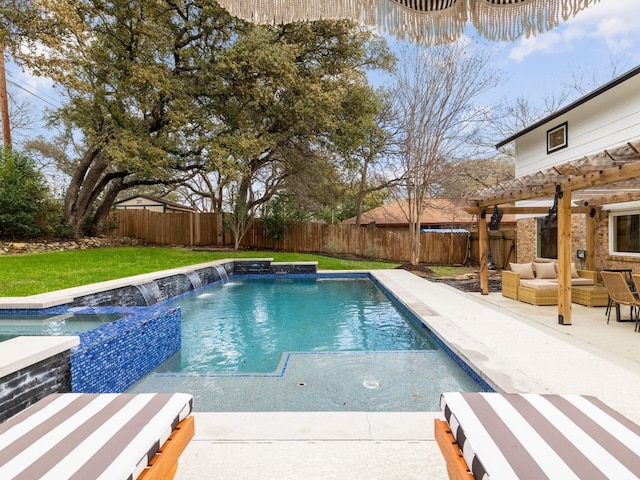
[
  {"x1": 114, "y1": 197, "x2": 165, "y2": 212},
  {"x1": 515, "y1": 74, "x2": 640, "y2": 177}
]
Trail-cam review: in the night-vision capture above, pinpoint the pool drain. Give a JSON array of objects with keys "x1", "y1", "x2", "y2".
[
  {"x1": 297, "y1": 382, "x2": 306, "y2": 387},
  {"x1": 362, "y1": 380, "x2": 380, "y2": 389}
]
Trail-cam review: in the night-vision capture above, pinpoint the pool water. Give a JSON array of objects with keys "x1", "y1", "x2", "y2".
[
  {"x1": 0, "y1": 313, "x2": 124, "y2": 343},
  {"x1": 159, "y1": 277, "x2": 438, "y2": 374},
  {"x1": 129, "y1": 275, "x2": 484, "y2": 411}
]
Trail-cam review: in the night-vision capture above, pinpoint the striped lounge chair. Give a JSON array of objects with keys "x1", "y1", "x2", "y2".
[
  {"x1": 435, "y1": 392, "x2": 640, "y2": 479},
  {"x1": 0, "y1": 393, "x2": 194, "y2": 480}
]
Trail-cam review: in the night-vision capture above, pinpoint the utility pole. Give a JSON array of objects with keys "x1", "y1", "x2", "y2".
[{"x1": 0, "y1": 45, "x2": 11, "y2": 150}]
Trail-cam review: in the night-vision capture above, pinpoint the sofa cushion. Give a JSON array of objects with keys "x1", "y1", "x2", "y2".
[
  {"x1": 520, "y1": 279, "x2": 558, "y2": 290},
  {"x1": 509, "y1": 262, "x2": 534, "y2": 279},
  {"x1": 555, "y1": 262, "x2": 580, "y2": 278},
  {"x1": 534, "y1": 262, "x2": 557, "y2": 279},
  {"x1": 520, "y1": 278, "x2": 594, "y2": 289},
  {"x1": 570, "y1": 262, "x2": 580, "y2": 278}
]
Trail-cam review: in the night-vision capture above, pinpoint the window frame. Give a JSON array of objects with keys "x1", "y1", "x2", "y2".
[
  {"x1": 546, "y1": 121, "x2": 568, "y2": 154},
  {"x1": 609, "y1": 210, "x2": 640, "y2": 257},
  {"x1": 536, "y1": 216, "x2": 558, "y2": 259}
]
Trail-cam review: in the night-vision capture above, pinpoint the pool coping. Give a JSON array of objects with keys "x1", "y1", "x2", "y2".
[
  {"x1": 369, "y1": 270, "x2": 640, "y2": 424},
  {"x1": 0, "y1": 336, "x2": 79, "y2": 378}
]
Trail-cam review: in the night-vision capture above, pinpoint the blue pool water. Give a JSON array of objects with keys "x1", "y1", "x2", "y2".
[
  {"x1": 0, "y1": 313, "x2": 124, "y2": 343},
  {"x1": 159, "y1": 277, "x2": 438, "y2": 374},
  {"x1": 130, "y1": 275, "x2": 484, "y2": 411}
]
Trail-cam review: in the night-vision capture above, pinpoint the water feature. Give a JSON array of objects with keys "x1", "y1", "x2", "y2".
[
  {"x1": 134, "y1": 281, "x2": 165, "y2": 305},
  {"x1": 214, "y1": 264, "x2": 229, "y2": 284},
  {"x1": 184, "y1": 271, "x2": 203, "y2": 290}
]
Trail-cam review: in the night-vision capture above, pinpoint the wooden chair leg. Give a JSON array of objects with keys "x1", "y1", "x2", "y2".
[
  {"x1": 434, "y1": 419, "x2": 474, "y2": 480},
  {"x1": 138, "y1": 416, "x2": 195, "y2": 480}
]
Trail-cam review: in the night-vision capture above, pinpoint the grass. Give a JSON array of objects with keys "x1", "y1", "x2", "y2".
[
  {"x1": 0, "y1": 247, "x2": 402, "y2": 296},
  {"x1": 428, "y1": 265, "x2": 477, "y2": 278}
]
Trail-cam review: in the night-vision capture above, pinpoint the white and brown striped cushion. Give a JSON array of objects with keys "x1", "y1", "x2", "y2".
[
  {"x1": 0, "y1": 393, "x2": 193, "y2": 480},
  {"x1": 441, "y1": 392, "x2": 640, "y2": 479}
]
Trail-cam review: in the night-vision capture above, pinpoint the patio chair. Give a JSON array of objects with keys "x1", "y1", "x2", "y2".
[
  {"x1": 632, "y1": 273, "x2": 640, "y2": 332},
  {"x1": 601, "y1": 271, "x2": 640, "y2": 326},
  {"x1": 435, "y1": 392, "x2": 640, "y2": 479},
  {"x1": 0, "y1": 392, "x2": 194, "y2": 480}
]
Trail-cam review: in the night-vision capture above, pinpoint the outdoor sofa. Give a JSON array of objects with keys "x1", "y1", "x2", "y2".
[{"x1": 502, "y1": 261, "x2": 608, "y2": 307}]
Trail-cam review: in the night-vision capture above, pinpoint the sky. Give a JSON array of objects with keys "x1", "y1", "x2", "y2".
[{"x1": 4, "y1": 0, "x2": 640, "y2": 146}]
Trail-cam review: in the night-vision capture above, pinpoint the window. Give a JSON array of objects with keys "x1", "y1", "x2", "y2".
[
  {"x1": 547, "y1": 122, "x2": 568, "y2": 154},
  {"x1": 611, "y1": 212, "x2": 640, "y2": 255},
  {"x1": 537, "y1": 217, "x2": 557, "y2": 259}
]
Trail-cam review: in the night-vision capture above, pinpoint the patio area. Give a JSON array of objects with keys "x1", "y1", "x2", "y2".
[{"x1": 173, "y1": 271, "x2": 640, "y2": 479}]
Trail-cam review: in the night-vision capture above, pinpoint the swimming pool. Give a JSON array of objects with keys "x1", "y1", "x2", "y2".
[
  {"x1": 129, "y1": 275, "x2": 484, "y2": 411},
  {"x1": 161, "y1": 277, "x2": 437, "y2": 373}
]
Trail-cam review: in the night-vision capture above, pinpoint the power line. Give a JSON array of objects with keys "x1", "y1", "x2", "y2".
[{"x1": 5, "y1": 70, "x2": 62, "y2": 109}]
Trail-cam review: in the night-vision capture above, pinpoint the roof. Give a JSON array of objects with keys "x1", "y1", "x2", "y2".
[
  {"x1": 114, "y1": 195, "x2": 196, "y2": 212},
  {"x1": 495, "y1": 65, "x2": 640, "y2": 148},
  {"x1": 342, "y1": 198, "x2": 515, "y2": 226}
]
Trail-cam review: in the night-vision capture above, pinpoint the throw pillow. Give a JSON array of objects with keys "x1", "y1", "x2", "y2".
[
  {"x1": 534, "y1": 262, "x2": 557, "y2": 279},
  {"x1": 509, "y1": 262, "x2": 535, "y2": 279}
]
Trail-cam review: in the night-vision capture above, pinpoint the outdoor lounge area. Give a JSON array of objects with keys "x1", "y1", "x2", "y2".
[{"x1": 502, "y1": 262, "x2": 609, "y2": 307}]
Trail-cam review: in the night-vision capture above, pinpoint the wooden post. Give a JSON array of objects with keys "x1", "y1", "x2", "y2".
[
  {"x1": 557, "y1": 188, "x2": 572, "y2": 325},
  {"x1": 586, "y1": 208, "x2": 596, "y2": 271},
  {"x1": 479, "y1": 210, "x2": 489, "y2": 295},
  {"x1": 0, "y1": 46, "x2": 11, "y2": 150}
]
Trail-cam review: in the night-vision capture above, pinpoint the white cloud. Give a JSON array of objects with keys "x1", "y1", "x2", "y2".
[{"x1": 506, "y1": 0, "x2": 640, "y2": 63}]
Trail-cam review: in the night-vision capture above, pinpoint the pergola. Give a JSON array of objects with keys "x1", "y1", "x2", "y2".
[
  {"x1": 467, "y1": 138, "x2": 640, "y2": 325},
  {"x1": 216, "y1": 0, "x2": 600, "y2": 45}
]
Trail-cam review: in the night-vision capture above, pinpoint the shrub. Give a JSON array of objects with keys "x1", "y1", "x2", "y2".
[
  {"x1": 262, "y1": 192, "x2": 307, "y2": 242},
  {"x1": 0, "y1": 147, "x2": 62, "y2": 239}
]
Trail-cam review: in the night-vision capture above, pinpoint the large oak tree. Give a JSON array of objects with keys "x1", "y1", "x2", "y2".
[{"x1": 1, "y1": 0, "x2": 392, "y2": 241}]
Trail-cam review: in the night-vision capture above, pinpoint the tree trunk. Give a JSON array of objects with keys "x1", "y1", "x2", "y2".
[
  {"x1": 354, "y1": 159, "x2": 369, "y2": 227},
  {"x1": 63, "y1": 145, "x2": 109, "y2": 239},
  {"x1": 86, "y1": 177, "x2": 125, "y2": 236}
]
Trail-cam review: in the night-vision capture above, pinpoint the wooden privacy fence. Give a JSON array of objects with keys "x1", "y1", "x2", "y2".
[
  {"x1": 241, "y1": 222, "x2": 470, "y2": 264},
  {"x1": 109, "y1": 210, "x2": 233, "y2": 246},
  {"x1": 468, "y1": 230, "x2": 517, "y2": 269},
  {"x1": 109, "y1": 209, "x2": 503, "y2": 265}
]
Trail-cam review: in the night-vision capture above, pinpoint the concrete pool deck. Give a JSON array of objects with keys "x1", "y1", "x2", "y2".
[{"x1": 174, "y1": 269, "x2": 640, "y2": 479}]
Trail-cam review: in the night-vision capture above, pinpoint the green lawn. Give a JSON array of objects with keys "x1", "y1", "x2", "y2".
[{"x1": 0, "y1": 247, "x2": 401, "y2": 296}]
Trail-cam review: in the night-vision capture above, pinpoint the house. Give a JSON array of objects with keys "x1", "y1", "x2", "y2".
[
  {"x1": 113, "y1": 195, "x2": 196, "y2": 213},
  {"x1": 468, "y1": 64, "x2": 640, "y2": 324},
  {"x1": 342, "y1": 198, "x2": 515, "y2": 232}
]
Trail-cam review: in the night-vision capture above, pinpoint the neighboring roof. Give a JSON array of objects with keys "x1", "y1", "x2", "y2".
[
  {"x1": 114, "y1": 195, "x2": 196, "y2": 212},
  {"x1": 495, "y1": 65, "x2": 640, "y2": 148},
  {"x1": 342, "y1": 198, "x2": 515, "y2": 226}
]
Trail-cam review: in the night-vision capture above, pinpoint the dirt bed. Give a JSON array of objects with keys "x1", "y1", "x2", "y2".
[{"x1": 397, "y1": 263, "x2": 502, "y2": 293}]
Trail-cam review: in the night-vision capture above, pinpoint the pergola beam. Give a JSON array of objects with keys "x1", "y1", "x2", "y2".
[
  {"x1": 469, "y1": 140, "x2": 640, "y2": 208},
  {"x1": 463, "y1": 206, "x2": 592, "y2": 215}
]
